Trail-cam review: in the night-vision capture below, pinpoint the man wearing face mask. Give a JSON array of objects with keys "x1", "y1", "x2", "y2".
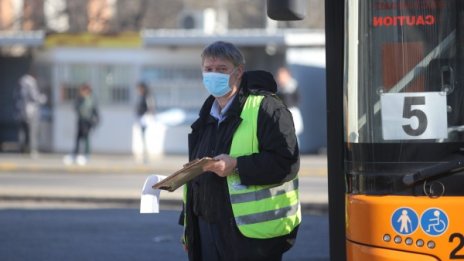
[{"x1": 180, "y1": 41, "x2": 301, "y2": 261}]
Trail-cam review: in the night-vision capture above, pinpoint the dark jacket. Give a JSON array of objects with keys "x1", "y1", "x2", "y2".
[
  {"x1": 182, "y1": 70, "x2": 300, "y2": 261},
  {"x1": 75, "y1": 95, "x2": 99, "y2": 128},
  {"x1": 136, "y1": 93, "x2": 154, "y2": 117}
]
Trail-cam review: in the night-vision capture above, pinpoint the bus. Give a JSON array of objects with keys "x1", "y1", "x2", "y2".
[{"x1": 269, "y1": 0, "x2": 464, "y2": 260}]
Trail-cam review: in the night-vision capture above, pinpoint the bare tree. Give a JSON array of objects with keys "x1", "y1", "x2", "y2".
[
  {"x1": 23, "y1": 0, "x2": 45, "y2": 30},
  {"x1": 65, "y1": 0, "x2": 88, "y2": 33},
  {"x1": 137, "y1": 0, "x2": 184, "y2": 29},
  {"x1": 114, "y1": 0, "x2": 150, "y2": 31},
  {"x1": 88, "y1": 0, "x2": 113, "y2": 33},
  {"x1": 228, "y1": 1, "x2": 266, "y2": 29},
  {"x1": 1, "y1": 0, "x2": 324, "y2": 33}
]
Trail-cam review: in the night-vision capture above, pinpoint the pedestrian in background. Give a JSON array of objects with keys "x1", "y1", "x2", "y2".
[
  {"x1": 276, "y1": 66, "x2": 304, "y2": 141},
  {"x1": 135, "y1": 81, "x2": 155, "y2": 163},
  {"x1": 64, "y1": 84, "x2": 99, "y2": 165},
  {"x1": 180, "y1": 41, "x2": 301, "y2": 261},
  {"x1": 15, "y1": 73, "x2": 47, "y2": 158}
]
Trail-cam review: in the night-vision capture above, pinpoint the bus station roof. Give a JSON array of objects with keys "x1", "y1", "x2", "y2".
[
  {"x1": 0, "y1": 29, "x2": 325, "y2": 48},
  {"x1": 0, "y1": 30, "x2": 44, "y2": 46},
  {"x1": 142, "y1": 29, "x2": 325, "y2": 47}
]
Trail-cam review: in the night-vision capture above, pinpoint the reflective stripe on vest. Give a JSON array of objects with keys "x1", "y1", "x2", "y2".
[
  {"x1": 182, "y1": 182, "x2": 187, "y2": 245},
  {"x1": 227, "y1": 94, "x2": 301, "y2": 239}
]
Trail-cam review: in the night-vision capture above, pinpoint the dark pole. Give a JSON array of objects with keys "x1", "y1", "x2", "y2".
[{"x1": 325, "y1": 0, "x2": 346, "y2": 260}]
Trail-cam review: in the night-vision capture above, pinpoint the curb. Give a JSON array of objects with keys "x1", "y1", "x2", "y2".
[
  {"x1": 0, "y1": 153, "x2": 328, "y2": 177},
  {"x1": 0, "y1": 163, "x2": 174, "y2": 175},
  {"x1": 0, "y1": 195, "x2": 328, "y2": 213},
  {"x1": 0, "y1": 162, "x2": 327, "y2": 177}
]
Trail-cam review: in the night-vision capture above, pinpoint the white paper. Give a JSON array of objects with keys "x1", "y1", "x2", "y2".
[{"x1": 140, "y1": 174, "x2": 167, "y2": 214}]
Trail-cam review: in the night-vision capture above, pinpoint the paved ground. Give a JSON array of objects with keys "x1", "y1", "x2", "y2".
[
  {"x1": 0, "y1": 153, "x2": 331, "y2": 260},
  {"x1": 0, "y1": 153, "x2": 328, "y2": 211},
  {"x1": 0, "y1": 209, "x2": 330, "y2": 261},
  {"x1": 0, "y1": 153, "x2": 328, "y2": 176}
]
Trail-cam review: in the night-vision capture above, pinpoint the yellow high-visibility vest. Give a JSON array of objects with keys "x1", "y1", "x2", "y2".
[
  {"x1": 183, "y1": 95, "x2": 301, "y2": 240},
  {"x1": 227, "y1": 94, "x2": 301, "y2": 239}
]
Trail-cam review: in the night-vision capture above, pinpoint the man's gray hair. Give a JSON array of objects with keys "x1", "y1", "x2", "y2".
[{"x1": 201, "y1": 41, "x2": 246, "y2": 66}]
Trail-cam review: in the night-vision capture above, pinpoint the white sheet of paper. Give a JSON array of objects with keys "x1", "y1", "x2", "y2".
[
  {"x1": 381, "y1": 92, "x2": 447, "y2": 140},
  {"x1": 140, "y1": 174, "x2": 167, "y2": 214}
]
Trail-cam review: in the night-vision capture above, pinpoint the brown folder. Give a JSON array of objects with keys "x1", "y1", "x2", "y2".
[{"x1": 152, "y1": 157, "x2": 217, "y2": 192}]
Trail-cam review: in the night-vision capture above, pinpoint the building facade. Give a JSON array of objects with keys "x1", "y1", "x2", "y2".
[{"x1": 32, "y1": 29, "x2": 325, "y2": 155}]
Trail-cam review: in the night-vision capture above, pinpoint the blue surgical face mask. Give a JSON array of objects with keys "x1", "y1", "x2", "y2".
[{"x1": 202, "y1": 72, "x2": 232, "y2": 97}]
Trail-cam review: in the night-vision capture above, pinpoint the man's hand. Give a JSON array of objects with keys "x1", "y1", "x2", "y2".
[
  {"x1": 203, "y1": 154, "x2": 237, "y2": 177},
  {"x1": 180, "y1": 236, "x2": 188, "y2": 252}
]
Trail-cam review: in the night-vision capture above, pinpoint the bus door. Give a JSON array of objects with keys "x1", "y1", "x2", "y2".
[{"x1": 344, "y1": 0, "x2": 464, "y2": 260}]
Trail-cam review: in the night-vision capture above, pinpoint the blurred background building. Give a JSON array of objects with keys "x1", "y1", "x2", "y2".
[{"x1": 0, "y1": 0, "x2": 326, "y2": 156}]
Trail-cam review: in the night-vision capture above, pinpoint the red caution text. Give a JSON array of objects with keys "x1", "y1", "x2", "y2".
[{"x1": 373, "y1": 15, "x2": 435, "y2": 27}]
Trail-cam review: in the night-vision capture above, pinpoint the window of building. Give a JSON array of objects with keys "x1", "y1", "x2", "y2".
[
  {"x1": 57, "y1": 64, "x2": 132, "y2": 105},
  {"x1": 57, "y1": 64, "x2": 92, "y2": 103},
  {"x1": 141, "y1": 66, "x2": 207, "y2": 111},
  {"x1": 97, "y1": 65, "x2": 132, "y2": 105}
]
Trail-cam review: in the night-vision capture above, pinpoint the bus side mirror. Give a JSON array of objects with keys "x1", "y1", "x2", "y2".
[{"x1": 267, "y1": 0, "x2": 306, "y2": 21}]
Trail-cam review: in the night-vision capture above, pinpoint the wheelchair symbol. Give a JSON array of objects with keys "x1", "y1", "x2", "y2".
[
  {"x1": 421, "y1": 208, "x2": 448, "y2": 236},
  {"x1": 426, "y1": 210, "x2": 446, "y2": 233}
]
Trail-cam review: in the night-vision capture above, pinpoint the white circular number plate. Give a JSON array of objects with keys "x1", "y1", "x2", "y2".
[{"x1": 381, "y1": 92, "x2": 448, "y2": 140}]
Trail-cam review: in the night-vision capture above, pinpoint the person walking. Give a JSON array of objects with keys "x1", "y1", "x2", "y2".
[
  {"x1": 15, "y1": 73, "x2": 47, "y2": 157},
  {"x1": 66, "y1": 84, "x2": 99, "y2": 165},
  {"x1": 180, "y1": 41, "x2": 301, "y2": 261},
  {"x1": 135, "y1": 81, "x2": 155, "y2": 163},
  {"x1": 276, "y1": 66, "x2": 304, "y2": 140}
]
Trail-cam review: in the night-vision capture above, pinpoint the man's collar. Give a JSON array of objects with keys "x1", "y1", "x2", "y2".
[{"x1": 210, "y1": 94, "x2": 237, "y2": 121}]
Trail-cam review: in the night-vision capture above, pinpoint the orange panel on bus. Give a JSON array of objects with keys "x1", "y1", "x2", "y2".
[{"x1": 382, "y1": 42, "x2": 425, "y2": 92}]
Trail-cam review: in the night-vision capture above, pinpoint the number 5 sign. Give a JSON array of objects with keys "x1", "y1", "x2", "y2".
[{"x1": 381, "y1": 92, "x2": 448, "y2": 140}]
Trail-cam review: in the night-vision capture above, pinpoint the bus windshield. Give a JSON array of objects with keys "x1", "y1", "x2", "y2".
[
  {"x1": 344, "y1": 0, "x2": 464, "y2": 145},
  {"x1": 344, "y1": 0, "x2": 464, "y2": 195}
]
